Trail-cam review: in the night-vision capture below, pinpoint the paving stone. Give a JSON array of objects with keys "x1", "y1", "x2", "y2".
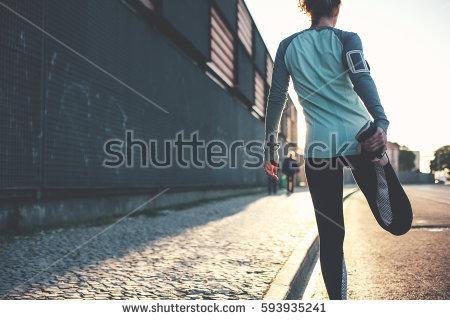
[{"x1": 0, "y1": 191, "x2": 316, "y2": 299}]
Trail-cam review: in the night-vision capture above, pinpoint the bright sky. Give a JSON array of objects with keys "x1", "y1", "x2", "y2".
[{"x1": 245, "y1": 0, "x2": 450, "y2": 172}]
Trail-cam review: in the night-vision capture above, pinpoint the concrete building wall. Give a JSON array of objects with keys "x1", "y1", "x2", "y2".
[
  {"x1": 387, "y1": 142, "x2": 400, "y2": 172},
  {"x1": 412, "y1": 151, "x2": 421, "y2": 171},
  {"x1": 0, "y1": 0, "x2": 298, "y2": 232}
]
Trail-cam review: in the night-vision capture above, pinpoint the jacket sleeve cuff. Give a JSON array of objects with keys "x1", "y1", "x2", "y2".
[{"x1": 374, "y1": 119, "x2": 389, "y2": 133}]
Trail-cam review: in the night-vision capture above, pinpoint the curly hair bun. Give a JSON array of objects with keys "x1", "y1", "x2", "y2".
[{"x1": 299, "y1": 0, "x2": 341, "y2": 22}]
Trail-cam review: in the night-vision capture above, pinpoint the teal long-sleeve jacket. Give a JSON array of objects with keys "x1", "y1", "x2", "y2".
[{"x1": 264, "y1": 26, "x2": 389, "y2": 162}]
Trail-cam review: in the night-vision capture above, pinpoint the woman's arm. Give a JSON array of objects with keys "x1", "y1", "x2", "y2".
[
  {"x1": 343, "y1": 32, "x2": 389, "y2": 155},
  {"x1": 343, "y1": 32, "x2": 390, "y2": 133},
  {"x1": 264, "y1": 37, "x2": 293, "y2": 165}
]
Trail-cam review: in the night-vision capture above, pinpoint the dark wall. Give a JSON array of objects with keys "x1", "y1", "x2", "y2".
[
  {"x1": 161, "y1": 0, "x2": 210, "y2": 58},
  {"x1": 0, "y1": 0, "x2": 268, "y2": 196},
  {"x1": 254, "y1": 30, "x2": 267, "y2": 76},
  {"x1": 212, "y1": 0, "x2": 237, "y2": 31},
  {"x1": 236, "y1": 43, "x2": 255, "y2": 103},
  {"x1": 0, "y1": 0, "x2": 43, "y2": 190}
]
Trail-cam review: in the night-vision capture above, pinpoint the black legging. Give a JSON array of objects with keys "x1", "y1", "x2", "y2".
[
  {"x1": 287, "y1": 174, "x2": 295, "y2": 193},
  {"x1": 305, "y1": 155, "x2": 412, "y2": 300}
]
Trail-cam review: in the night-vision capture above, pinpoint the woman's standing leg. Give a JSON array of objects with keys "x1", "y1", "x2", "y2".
[{"x1": 306, "y1": 158, "x2": 347, "y2": 300}]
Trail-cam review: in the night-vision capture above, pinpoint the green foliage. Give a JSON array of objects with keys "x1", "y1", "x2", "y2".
[
  {"x1": 399, "y1": 149, "x2": 416, "y2": 171},
  {"x1": 430, "y1": 145, "x2": 450, "y2": 172}
]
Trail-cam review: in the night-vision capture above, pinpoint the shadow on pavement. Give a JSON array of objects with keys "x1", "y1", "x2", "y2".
[{"x1": 0, "y1": 193, "x2": 273, "y2": 297}]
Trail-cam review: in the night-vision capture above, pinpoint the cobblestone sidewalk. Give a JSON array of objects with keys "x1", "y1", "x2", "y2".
[{"x1": 0, "y1": 190, "x2": 316, "y2": 299}]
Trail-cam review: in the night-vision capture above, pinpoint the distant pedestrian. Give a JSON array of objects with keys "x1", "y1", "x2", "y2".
[
  {"x1": 267, "y1": 176, "x2": 278, "y2": 195},
  {"x1": 282, "y1": 152, "x2": 299, "y2": 194}
]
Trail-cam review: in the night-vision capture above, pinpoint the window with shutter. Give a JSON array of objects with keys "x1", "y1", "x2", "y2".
[
  {"x1": 209, "y1": 6, "x2": 235, "y2": 87},
  {"x1": 237, "y1": 0, "x2": 253, "y2": 56},
  {"x1": 266, "y1": 54, "x2": 274, "y2": 85},
  {"x1": 255, "y1": 71, "x2": 265, "y2": 113}
]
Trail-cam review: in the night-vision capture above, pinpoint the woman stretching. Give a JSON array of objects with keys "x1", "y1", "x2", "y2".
[{"x1": 264, "y1": 0, "x2": 412, "y2": 300}]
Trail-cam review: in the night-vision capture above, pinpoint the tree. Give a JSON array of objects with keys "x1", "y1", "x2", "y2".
[
  {"x1": 399, "y1": 149, "x2": 416, "y2": 171},
  {"x1": 430, "y1": 145, "x2": 450, "y2": 172}
]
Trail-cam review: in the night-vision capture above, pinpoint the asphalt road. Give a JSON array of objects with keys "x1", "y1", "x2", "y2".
[{"x1": 304, "y1": 185, "x2": 450, "y2": 300}]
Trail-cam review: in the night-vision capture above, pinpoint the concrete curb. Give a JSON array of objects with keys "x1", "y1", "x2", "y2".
[
  {"x1": 263, "y1": 229, "x2": 319, "y2": 300},
  {"x1": 263, "y1": 187, "x2": 359, "y2": 300}
]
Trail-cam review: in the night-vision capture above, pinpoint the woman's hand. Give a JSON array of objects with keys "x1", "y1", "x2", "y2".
[
  {"x1": 362, "y1": 127, "x2": 387, "y2": 153},
  {"x1": 264, "y1": 161, "x2": 279, "y2": 180},
  {"x1": 361, "y1": 127, "x2": 389, "y2": 165}
]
